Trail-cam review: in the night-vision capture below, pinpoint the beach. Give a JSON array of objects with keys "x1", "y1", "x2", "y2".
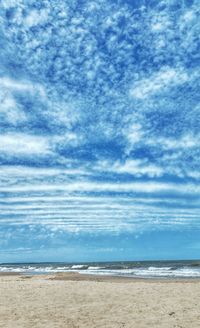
[{"x1": 0, "y1": 273, "x2": 200, "y2": 328}]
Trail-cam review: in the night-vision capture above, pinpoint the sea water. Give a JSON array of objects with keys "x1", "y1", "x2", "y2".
[{"x1": 1, "y1": 260, "x2": 200, "y2": 278}]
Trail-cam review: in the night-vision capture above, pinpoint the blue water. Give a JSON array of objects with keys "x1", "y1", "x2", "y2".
[{"x1": 1, "y1": 260, "x2": 200, "y2": 278}]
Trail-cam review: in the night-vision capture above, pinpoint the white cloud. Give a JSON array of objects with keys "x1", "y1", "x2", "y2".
[
  {"x1": 162, "y1": 134, "x2": 198, "y2": 150},
  {"x1": 146, "y1": 133, "x2": 199, "y2": 151},
  {"x1": 0, "y1": 77, "x2": 46, "y2": 98},
  {"x1": 1, "y1": 0, "x2": 22, "y2": 9},
  {"x1": 130, "y1": 67, "x2": 188, "y2": 99},
  {"x1": 0, "y1": 166, "x2": 86, "y2": 177},
  {"x1": 24, "y1": 9, "x2": 49, "y2": 27},
  {"x1": 180, "y1": 9, "x2": 196, "y2": 26},
  {"x1": 0, "y1": 180, "x2": 198, "y2": 195},
  {"x1": 53, "y1": 132, "x2": 81, "y2": 148},
  {"x1": 0, "y1": 90, "x2": 27, "y2": 125},
  {"x1": 112, "y1": 159, "x2": 163, "y2": 177},
  {"x1": 151, "y1": 13, "x2": 172, "y2": 32},
  {"x1": 0, "y1": 77, "x2": 33, "y2": 91},
  {"x1": 124, "y1": 123, "x2": 143, "y2": 146},
  {"x1": 0, "y1": 134, "x2": 50, "y2": 155}
]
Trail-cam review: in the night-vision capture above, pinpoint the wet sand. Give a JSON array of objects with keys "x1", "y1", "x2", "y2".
[{"x1": 0, "y1": 272, "x2": 200, "y2": 328}]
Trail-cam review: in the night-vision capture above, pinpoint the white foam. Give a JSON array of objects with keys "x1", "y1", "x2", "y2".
[
  {"x1": 81, "y1": 267, "x2": 200, "y2": 278},
  {"x1": 148, "y1": 266, "x2": 172, "y2": 271},
  {"x1": 87, "y1": 266, "x2": 102, "y2": 270},
  {"x1": 1, "y1": 265, "x2": 200, "y2": 278},
  {"x1": 71, "y1": 265, "x2": 86, "y2": 269}
]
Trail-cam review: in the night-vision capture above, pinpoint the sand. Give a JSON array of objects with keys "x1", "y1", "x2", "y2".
[{"x1": 0, "y1": 273, "x2": 200, "y2": 328}]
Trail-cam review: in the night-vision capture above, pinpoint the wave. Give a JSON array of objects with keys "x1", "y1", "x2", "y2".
[
  {"x1": 71, "y1": 265, "x2": 87, "y2": 269},
  {"x1": 1, "y1": 261, "x2": 200, "y2": 278},
  {"x1": 83, "y1": 267, "x2": 200, "y2": 278}
]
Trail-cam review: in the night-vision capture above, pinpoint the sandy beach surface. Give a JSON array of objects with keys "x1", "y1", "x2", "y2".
[{"x1": 0, "y1": 273, "x2": 200, "y2": 328}]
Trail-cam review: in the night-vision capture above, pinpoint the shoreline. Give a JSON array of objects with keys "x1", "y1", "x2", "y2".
[{"x1": 1, "y1": 271, "x2": 200, "y2": 283}]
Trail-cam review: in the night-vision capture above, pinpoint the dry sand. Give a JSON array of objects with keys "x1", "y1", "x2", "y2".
[{"x1": 0, "y1": 272, "x2": 200, "y2": 328}]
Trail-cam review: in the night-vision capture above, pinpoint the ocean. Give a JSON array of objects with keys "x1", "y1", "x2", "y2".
[{"x1": 1, "y1": 260, "x2": 200, "y2": 278}]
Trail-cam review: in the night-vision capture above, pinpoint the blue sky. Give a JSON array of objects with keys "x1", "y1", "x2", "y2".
[{"x1": 0, "y1": 0, "x2": 200, "y2": 262}]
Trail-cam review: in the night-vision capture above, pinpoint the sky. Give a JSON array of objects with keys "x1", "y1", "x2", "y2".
[{"x1": 0, "y1": 0, "x2": 200, "y2": 263}]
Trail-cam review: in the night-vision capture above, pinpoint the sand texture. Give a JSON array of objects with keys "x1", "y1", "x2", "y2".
[{"x1": 0, "y1": 273, "x2": 200, "y2": 328}]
